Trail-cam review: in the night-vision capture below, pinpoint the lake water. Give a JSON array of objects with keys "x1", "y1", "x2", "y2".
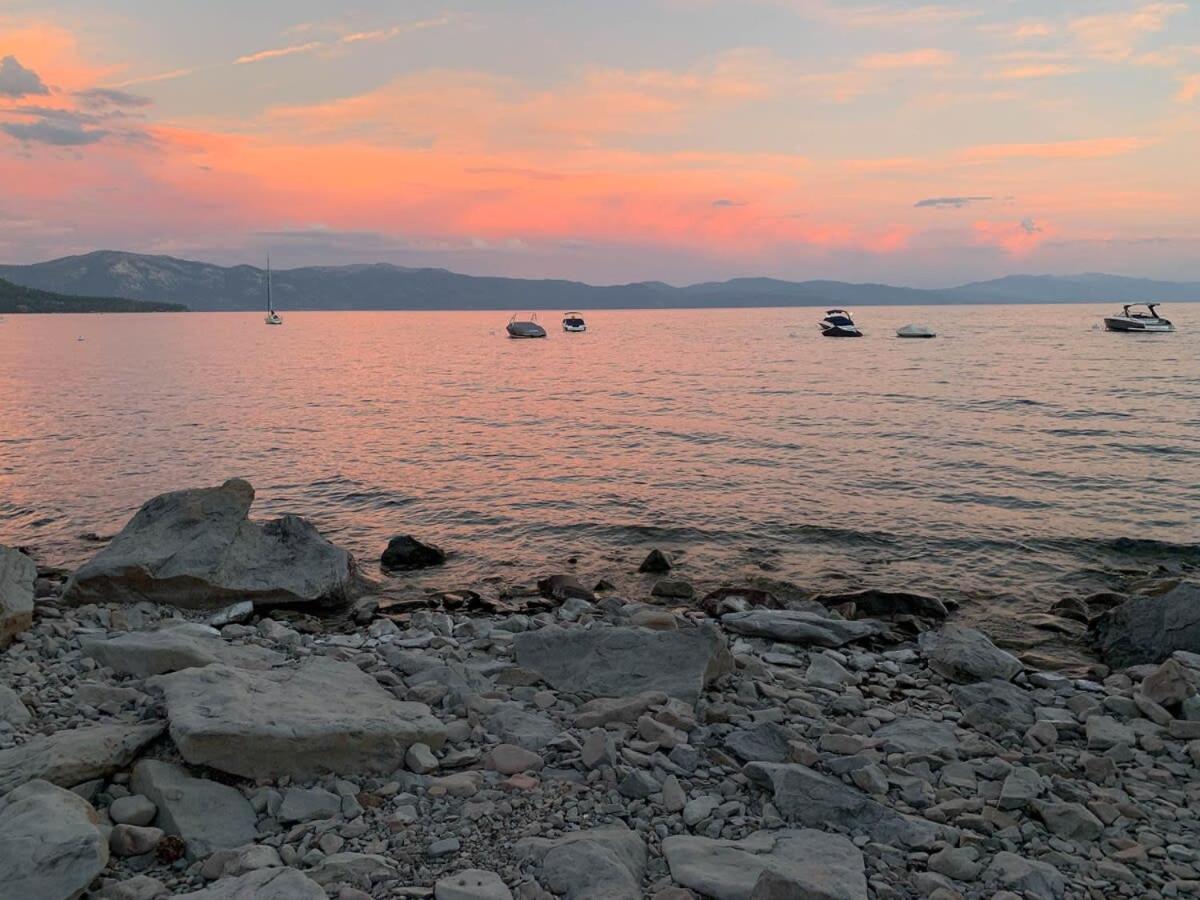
[{"x1": 2, "y1": 305, "x2": 1197, "y2": 661}]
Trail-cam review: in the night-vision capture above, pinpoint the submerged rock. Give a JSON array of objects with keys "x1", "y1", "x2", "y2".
[
  {"x1": 537, "y1": 574, "x2": 595, "y2": 603},
  {"x1": 721, "y1": 610, "x2": 886, "y2": 647},
  {"x1": 638, "y1": 549, "x2": 673, "y2": 573},
  {"x1": 381, "y1": 534, "x2": 446, "y2": 571},
  {"x1": 815, "y1": 588, "x2": 949, "y2": 621},
  {"x1": 1089, "y1": 582, "x2": 1200, "y2": 666},
  {"x1": 0, "y1": 722, "x2": 165, "y2": 795},
  {"x1": 663, "y1": 829, "x2": 867, "y2": 900},
  {"x1": 0, "y1": 543, "x2": 36, "y2": 649},
  {"x1": 514, "y1": 623, "x2": 731, "y2": 702},
  {"x1": 0, "y1": 780, "x2": 108, "y2": 900},
  {"x1": 64, "y1": 478, "x2": 359, "y2": 609},
  {"x1": 151, "y1": 657, "x2": 446, "y2": 778}
]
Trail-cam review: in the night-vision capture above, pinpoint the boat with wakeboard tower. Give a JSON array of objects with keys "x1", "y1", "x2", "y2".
[
  {"x1": 819, "y1": 309, "x2": 863, "y2": 338},
  {"x1": 506, "y1": 313, "x2": 547, "y2": 338},
  {"x1": 1103, "y1": 303, "x2": 1174, "y2": 333},
  {"x1": 562, "y1": 312, "x2": 587, "y2": 332}
]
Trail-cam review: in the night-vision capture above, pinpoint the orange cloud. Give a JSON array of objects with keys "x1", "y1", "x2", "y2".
[
  {"x1": 1070, "y1": 3, "x2": 1185, "y2": 61},
  {"x1": 1177, "y1": 74, "x2": 1200, "y2": 102},
  {"x1": 992, "y1": 63, "x2": 1082, "y2": 80},
  {"x1": 973, "y1": 218, "x2": 1055, "y2": 255},
  {"x1": 962, "y1": 137, "x2": 1150, "y2": 161},
  {"x1": 857, "y1": 48, "x2": 955, "y2": 69}
]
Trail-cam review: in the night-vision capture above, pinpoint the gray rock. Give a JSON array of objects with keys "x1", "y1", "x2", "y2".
[
  {"x1": 0, "y1": 683, "x2": 31, "y2": 726},
  {"x1": 873, "y1": 718, "x2": 959, "y2": 756},
  {"x1": 538, "y1": 574, "x2": 594, "y2": 603},
  {"x1": 725, "y1": 723, "x2": 793, "y2": 763},
  {"x1": 92, "y1": 875, "x2": 168, "y2": 900},
  {"x1": 406, "y1": 742, "x2": 439, "y2": 774},
  {"x1": 486, "y1": 704, "x2": 559, "y2": 751},
  {"x1": 64, "y1": 478, "x2": 359, "y2": 609},
  {"x1": 683, "y1": 795, "x2": 721, "y2": 828},
  {"x1": 928, "y1": 846, "x2": 982, "y2": 882},
  {"x1": 1141, "y1": 658, "x2": 1193, "y2": 707},
  {"x1": 110, "y1": 824, "x2": 164, "y2": 857},
  {"x1": 744, "y1": 762, "x2": 935, "y2": 847},
  {"x1": 581, "y1": 730, "x2": 616, "y2": 770},
  {"x1": 663, "y1": 829, "x2": 868, "y2": 900},
  {"x1": 662, "y1": 774, "x2": 686, "y2": 812},
  {"x1": 952, "y1": 679, "x2": 1035, "y2": 736},
  {"x1": 721, "y1": 610, "x2": 886, "y2": 647},
  {"x1": 918, "y1": 625, "x2": 1022, "y2": 683},
  {"x1": 428, "y1": 837, "x2": 462, "y2": 858},
  {"x1": 1085, "y1": 715, "x2": 1135, "y2": 751},
  {"x1": 200, "y1": 844, "x2": 284, "y2": 880},
  {"x1": 618, "y1": 769, "x2": 660, "y2": 799},
  {"x1": 984, "y1": 851, "x2": 1064, "y2": 898},
  {"x1": 574, "y1": 692, "x2": 669, "y2": 728},
  {"x1": 206, "y1": 600, "x2": 255, "y2": 628},
  {"x1": 651, "y1": 579, "x2": 694, "y2": 600},
  {"x1": 130, "y1": 760, "x2": 256, "y2": 857},
  {"x1": 998, "y1": 766, "x2": 1043, "y2": 810},
  {"x1": 805, "y1": 654, "x2": 853, "y2": 688},
  {"x1": 0, "y1": 779, "x2": 108, "y2": 900},
  {"x1": 109, "y1": 794, "x2": 157, "y2": 826},
  {"x1": 381, "y1": 535, "x2": 446, "y2": 571},
  {"x1": 306, "y1": 853, "x2": 397, "y2": 889},
  {"x1": 174, "y1": 868, "x2": 326, "y2": 899},
  {"x1": 151, "y1": 657, "x2": 445, "y2": 778},
  {"x1": 80, "y1": 624, "x2": 282, "y2": 677},
  {"x1": 0, "y1": 722, "x2": 165, "y2": 795},
  {"x1": 278, "y1": 787, "x2": 341, "y2": 823},
  {"x1": 1089, "y1": 582, "x2": 1200, "y2": 666},
  {"x1": 488, "y1": 744, "x2": 544, "y2": 775},
  {"x1": 0, "y1": 544, "x2": 36, "y2": 649},
  {"x1": 514, "y1": 623, "x2": 731, "y2": 703},
  {"x1": 435, "y1": 869, "x2": 513, "y2": 900},
  {"x1": 1035, "y1": 801, "x2": 1104, "y2": 841},
  {"x1": 518, "y1": 825, "x2": 647, "y2": 900},
  {"x1": 639, "y1": 549, "x2": 673, "y2": 573}
]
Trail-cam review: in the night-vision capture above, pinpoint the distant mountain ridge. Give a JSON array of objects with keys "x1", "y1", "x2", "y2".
[
  {"x1": 0, "y1": 251, "x2": 1196, "y2": 312},
  {"x1": 0, "y1": 275, "x2": 186, "y2": 314}
]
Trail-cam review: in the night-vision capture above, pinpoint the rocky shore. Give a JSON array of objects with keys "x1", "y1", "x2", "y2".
[{"x1": 1, "y1": 478, "x2": 1198, "y2": 900}]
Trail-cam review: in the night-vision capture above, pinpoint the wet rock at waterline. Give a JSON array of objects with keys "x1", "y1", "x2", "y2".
[
  {"x1": 381, "y1": 534, "x2": 447, "y2": 571},
  {"x1": 918, "y1": 623, "x2": 1023, "y2": 683},
  {"x1": 0, "y1": 543, "x2": 36, "y2": 648},
  {"x1": 638, "y1": 548, "x2": 673, "y2": 573},
  {"x1": 513, "y1": 622, "x2": 732, "y2": 702},
  {"x1": 1089, "y1": 581, "x2": 1200, "y2": 666},
  {"x1": 537, "y1": 573, "x2": 595, "y2": 603},
  {"x1": 721, "y1": 609, "x2": 886, "y2": 647},
  {"x1": 64, "y1": 478, "x2": 360, "y2": 609},
  {"x1": 151, "y1": 657, "x2": 446, "y2": 778}
]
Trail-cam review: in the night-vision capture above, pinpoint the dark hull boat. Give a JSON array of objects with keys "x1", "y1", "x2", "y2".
[
  {"x1": 506, "y1": 313, "x2": 547, "y2": 338},
  {"x1": 1104, "y1": 303, "x2": 1174, "y2": 333},
  {"x1": 819, "y1": 309, "x2": 862, "y2": 337}
]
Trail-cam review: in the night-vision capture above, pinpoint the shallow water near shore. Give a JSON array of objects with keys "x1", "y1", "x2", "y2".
[{"x1": 2, "y1": 304, "x2": 1198, "y2": 661}]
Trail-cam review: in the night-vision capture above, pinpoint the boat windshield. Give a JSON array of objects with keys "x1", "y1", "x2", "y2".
[{"x1": 824, "y1": 314, "x2": 854, "y2": 326}]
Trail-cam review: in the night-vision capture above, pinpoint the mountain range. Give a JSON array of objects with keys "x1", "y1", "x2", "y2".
[
  {"x1": 0, "y1": 251, "x2": 1197, "y2": 312},
  {"x1": 0, "y1": 275, "x2": 185, "y2": 314}
]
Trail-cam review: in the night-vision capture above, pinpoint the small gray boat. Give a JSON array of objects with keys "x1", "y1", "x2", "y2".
[{"x1": 506, "y1": 313, "x2": 547, "y2": 338}]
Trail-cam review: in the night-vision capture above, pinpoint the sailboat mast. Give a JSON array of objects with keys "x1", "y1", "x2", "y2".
[{"x1": 266, "y1": 256, "x2": 272, "y2": 313}]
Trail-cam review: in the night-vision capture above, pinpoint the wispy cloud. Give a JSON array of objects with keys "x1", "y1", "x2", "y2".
[
  {"x1": 915, "y1": 196, "x2": 991, "y2": 209},
  {"x1": 1070, "y1": 3, "x2": 1186, "y2": 61},
  {"x1": 1177, "y1": 74, "x2": 1200, "y2": 102},
  {"x1": 106, "y1": 67, "x2": 201, "y2": 89},
  {"x1": 992, "y1": 63, "x2": 1082, "y2": 80},
  {"x1": 236, "y1": 16, "x2": 454, "y2": 65},
  {"x1": 235, "y1": 41, "x2": 324, "y2": 65},
  {"x1": 964, "y1": 137, "x2": 1150, "y2": 161},
  {"x1": 858, "y1": 48, "x2": 955, "y2": 69},
  {"x1": 0, "y1": 55, "x2": 48, "y2": 98}
]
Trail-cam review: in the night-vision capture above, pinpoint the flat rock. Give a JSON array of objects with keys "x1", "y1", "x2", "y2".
[
  {"x1": 538, "y1": 574, "x2": 594, "y2": 603},
  {"x1": 574, "y1": 692, "x2": 669, "y2": 728},
  {"x1": 918, "y1": 625, "x2": 1022, "y2": 683},
  {"x1": 151, "y1": 657, "x2": 445, "y2": 778},
  {"x1": 278, "y1": 786, "x2": 341, "y2": 823},
  {"x1": 664, "y1": 829, "x2": 868, "y2": 900},
  {"x1": 952, "y1": 679, "x2": 1035, "y2": 737},
  {"x1": 0, "y1": 722, "x2": 165, "y2": 795},
  {"x1": 1089, "y1": 582, "x2": 1200, "y2": 667},
  {"x1": 174, "y1": 867, "x2": 326, "y2": 899},
  {"x1": 984, "y1": 851, "x2": 1064, "y2": 898},
  {"x1": 815, "y1": 588, "x2": 949, "y2": 621},
  {"x1": 744, "y1": 762, "x2": 935, "y2": 847},
  {"x1": 517, "y1": 824, "x2": 647, "y2": 900},
  {"x1": 64, "y1": 478, "x2": 359, "y2": 609},
  {"x1": 873, "y1": 718, "x2": 959, "y2": 756},
  {"x1": 436, "y1": 868, "x2": 513, "y2": 900},
  {"x1": 0, "y1": 683, "x2": 31, "y2": 726},
  {"x1": 80, "y1": 624, "x2": 283, "y2": 677},
  {"x1": 488, "y1": 744, "x2": 544, "y2": 775},
  {"x1": 307, "y1": 852, "x2": 398, "y2": 889},
  {"x1": 725, "y1": 723, "x2": 794, "y2": 763},
  {"x1": 0, "y1": 779, "x2": 108, "y2": 900},
  {"x1": 514, "y1": 624, "x2": 731, "y2": 703},
  {"x1": 721, "y1": 610, "x2": 886, "y2": 647},
  {"x1": 486, "y1": 704, "x2": 559, "y2": 751},
  {"x1": 0, "y1": 544, "x2": 36, "y2": 648},
  {"x1": 131, "y1": 760, "x2": 256, "y2": 857}
]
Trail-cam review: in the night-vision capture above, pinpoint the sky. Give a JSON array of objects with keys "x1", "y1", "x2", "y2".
[{"x1": 0, "y1": 1, "x2": 1198, "y2": 287}]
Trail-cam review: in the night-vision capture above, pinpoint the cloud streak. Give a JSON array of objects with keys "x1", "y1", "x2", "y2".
[{"x1": 915, "y1": 196, "x2": 991, "y2": 209}]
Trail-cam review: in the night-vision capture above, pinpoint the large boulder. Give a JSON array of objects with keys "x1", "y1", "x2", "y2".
[
  {"x1": 513, "y1": 623, "x2": 732, "y2": 703},
  {"x1": 0, "y1": 722, "x2": 164, "y2": 795},
  {"x1": 1, "y1": 544, "x2": 36, "y2": 648},
  {"x1": 80, "y1": 623, "x2": 283, "y2": 677},
  {"x1": 151, "y1": 657, "x2": 446, "y2": 778},
  {"x1": 1089, "y1": 582, "x2": 1200, "y2": 667},
  {"x1": 663, "y1": 829, "x2": 867, "y2": 900},
  {"x1": 517, "y1": 824, "x2": 646, "y2": 900},
  {"x1": 380, "y1": 535, "x2": 445, "y2": 571},
  {"x1": 721, "y1": 610, "x2": 886, "y2": 647},
  {"x1": 743, "y1": 762, "x2": 936, "y2": 847},
  {"x1": 131, "y1": 760, "x2": 257, "y2": 857},
  {"x1": 64, "y1": 478, "x2": 359, "y2": 609},
  {"x1": 0, "y1": 780, "x2": 108, "y2": 900},
  {"x1": 918, "y1": 624, "x2": 1022, "y2": 683}
]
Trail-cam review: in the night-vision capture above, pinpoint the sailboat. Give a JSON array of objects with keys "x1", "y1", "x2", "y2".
[{"x1": 264, "y1": 257, "x2": 282, "y2": 325}]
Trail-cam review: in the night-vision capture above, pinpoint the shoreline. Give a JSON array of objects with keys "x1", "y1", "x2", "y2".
[{"x1": 1, "y1": 480, "x2": 1198, "y2": 898}]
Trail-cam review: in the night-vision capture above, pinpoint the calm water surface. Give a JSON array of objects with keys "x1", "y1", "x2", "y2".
[{"x1": 2, "y1": 305, "x2": 1198, "y2": 655}]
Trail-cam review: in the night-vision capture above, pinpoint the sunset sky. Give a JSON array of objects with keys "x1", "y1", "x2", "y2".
[{"x1": 1, "y1": 1, "x2": 1198, "y2": 285}]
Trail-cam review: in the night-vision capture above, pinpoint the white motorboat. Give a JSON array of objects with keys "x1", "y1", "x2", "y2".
[
  {"x1": 819, "y1": 309, "x2": 862, "y2": 338},
  {"x1": 264, "y1": 256, "x2": 282, "y2": 325},
  {"x1": 506, "y1": 313, "x2": 547, "y2": 338},
  {"x1": 896, "y1": 324, "x2": 936, "y2": 338},
  {"x1": 1103, "y1": 303, "x2": 1173, "y2": 333},
  {"x1": 562, "y1": 311, "x2": 587, "y2": 332}
]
